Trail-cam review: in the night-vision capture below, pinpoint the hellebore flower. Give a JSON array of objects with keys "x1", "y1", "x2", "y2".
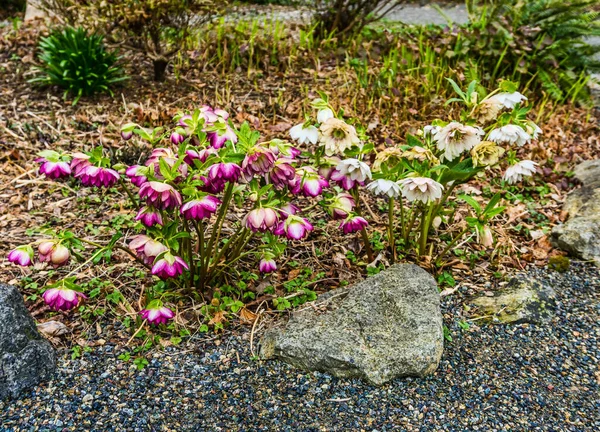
[
  {"x1": 279, "y1": 203, "x2": 300, "y2": 219},
  {"x1": 366, "y1": 179, "x2": 401, "y2": 199},
  {"x1": 170, "y1": 131, "x2": 185, "y2": 145},
  {"x1": 470, "y1": 141, "x2": 504, "y2": 167},
  {"x1": 198, "y1": 175, "x2": 226, "y2": 194},
  {"x1": 178, "y1": 114, "x2": 193, "y2": 127},
  {"x1": 503, "y1": 160, "x2": 538, "y2": 184},
  {"x1": 290, "y1": 167, "x2": 328, "y2": 197},
  {"x1": 208, "y1": 162, "x2": 242, "y2": 183},
  {"x1": 38, "y1": 241, "x2": 70, "y2": 266},
  {"x1": 126, "y1": 165, "x2": 149, "y2": 187},
  {"x1": 208, "y1": 125, "x2": 238, "y2": 149},
  {"x1": 478, "y1": 226, "x2": 494, "y2": 248},
  {"x1": 340, "y1": 215, "x2": 368, "y2": 234},
  {"x1": 268, "y1": 140, "x2": 301, "y2": 158},
  {"x1": 268, "y1": 158, "x2": 296, "y2": 188},
  {"x1": 489, "y1": 125, "x2": 531, "y2": 147},
  {"x1": 76, "y1": 166, "x2": 120, "y2": 188},
  {"x1": 372, "y1": 147, "x2": 404, "y2": 172},
  {"x1": 434, "y1": 122, "x2": 483, "y2": 161},
  {"x1": 274, "y1": 215, "x2": 313, "y2": 240},
  {"x1": 493, "y1": 92, "x2": 527, "y2": 109},
  {"x1": 242, "y1": 147, "x2": 276, "y2": 177},
  {"x1": 121, "y1": 130, "x2": 133, "y2": 140},
  {"x1": 139, "y1": 181, "x2": 182, "y2": 210},
  {"x1": 43, "y1": 287, "x2": 86, "y2": 311},
  {"x1": 401, "y1": 146, "x2": 439, "y2": 165},
  {"x1": 140, "y1": 303, "x2": 175, "y2": 325},
  {"x1": 317, "y1": 108, "x2": 334, "y2": 123},
  {"x1": 200, "y1": 105, "x2": 218, "y2": 124},
  {"x1": 289, "y1": 123, "x2": 319, "y2": 145},
  {"x1": 180, "y1": 195, "x2": 221, "y2": 220},
  {"x1": 7, "y1": 245, "x2": 34, "y2": 266},
  {"x1": 70, "y1": 152, "x2": 92, "y2": 176},
  {"x1": 319, "y1": 118, "x2": 361, "y2": 156},
  {"x1": 330, "y1": 159, "x2": 372, "y2": 190},
  {"x1": 184, "y1": 148, "x2": 217, "y2": 165},
  {"x1": 145, "y1": 147, "x2": 188, "y2": 179},
  {"x1": 399, "y1": 177, "x2": 444, "y2": 204},
  {"x1": 135, "y1": 206, "x2": 163, "y2": 227},
  {"x1": 329, "y1": 192, "x2": 355, "y2": 220},
  {"x1": 244, "y1": 208, "x2": 279, "y2": 232},
  {"x1": 128, "y1": 235, "x2": 168, "y2": 266},
  {"x1": 473, "y1": 97, "x2": 503, "y2": 123},
  {"x1": 37, "y1": 157, "x2": 71, "y2": 180},
  {"x1": 526, "y1": 122, "x2": 542, "y2": 140},
  {"x1": 151, "y1": 253, "x2": 189, "y2": 279},
  {"x1": 259, "y1": 258, "x2": 277, "y2": 273}
]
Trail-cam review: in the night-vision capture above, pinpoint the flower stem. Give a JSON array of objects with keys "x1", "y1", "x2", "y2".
[
  {"x1": 388, "y1": 197, "x2": 396, "y2": 264},
  {"x1": 119, "y1": 179, "x2": 138, "y2": 207},
  {"x1": 204, "y1": 182, "x2": 234, "y2": 276},
  {"x1": 418, "y1": 204, "x2": 435, "y2": 257},
  {"x1": 436, "y1": 227, "x2": 469, "y2": 264},
  {"x1": 351, "y1": 186, "x2": 374, "y2": 263}
]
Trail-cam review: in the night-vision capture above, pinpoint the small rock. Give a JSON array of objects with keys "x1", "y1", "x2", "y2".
[
  {"x1": 82, "y1": 394, "x2": 94, "y2": 403},
  {"x1": 260, "y1": 264, "x2": 444, "y2": 385},
  {"x1": 469, "y1": 276, "x2": 556, "y2": 324}
]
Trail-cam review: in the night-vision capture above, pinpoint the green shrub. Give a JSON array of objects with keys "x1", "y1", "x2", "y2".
[{"x1": 30, "y1": 27, "x2": 127, "y2": 104}]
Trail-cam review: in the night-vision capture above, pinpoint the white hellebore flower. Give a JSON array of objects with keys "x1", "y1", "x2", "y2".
[
  {"x1": 336, "y1": 158, "x2": 372, "y2": 182},
  {"x1": 493, "y1": 92, "x2": 527, "y2": 109},
  {"x1": 423, "y1": 124, "x2": 441, "y2": 138},
  {"x1": 489, "y1": 124, "x2": 531, "y2": 147},
  {"x1": 319, "y1": 118, "x2": 361, "y2": 156},
  {"x1": 366, "y1": 179, "x2": 401, "y2": 198},
  {"x1": 317, "y1": 108, "x2": 334, "y2": 124},
  {"x1": 503, "y1": 160, "x2": 538, "y2": 184},
  {"x1": 526, "y1": 122, "x2": 542, "y2": 140},
  {"x1": 289, "y1": 123, "x2": 319, "y2": 145},
  {"x1": 399, "y1": 177, "x2": 444, "y2": 203},
  {"x1": 434, "y1": 122, "x2": 484, "y2": 161}
]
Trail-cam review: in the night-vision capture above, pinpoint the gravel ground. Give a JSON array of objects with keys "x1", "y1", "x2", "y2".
[{"x1": 1, "y1": 262, "x2": 599, "y2": 431}]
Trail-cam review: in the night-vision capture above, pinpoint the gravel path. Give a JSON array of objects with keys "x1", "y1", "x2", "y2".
[{"x1": 2, "y1": 262, "x2": 599, "y2": 431}]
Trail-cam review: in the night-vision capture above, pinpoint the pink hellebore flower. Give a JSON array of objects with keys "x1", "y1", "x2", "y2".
[
  {"x1": 140, "y1": 305, "x2": 175, "y2": 325},
  {"x1": 242, "y1": 147, "x2": 276, "y2": 177},
  {"x1": 37, "y1": 158, "x2": 71, "y2": 180},
  {"x1": 207, "y1": 162, "x2": 242, "y2": 183},
  {"x1": 128, "y1": 235, "x2": 168, "y2": 266},
  {"x1": 126, "y1": 165, "x2": 148, "y2": 187},
  {"x1": 268, "y1": 158, "x2": 296, "y2": 188},
  {"x1": 170, "y1": 131, "x2": 185, "y2": 145},
  {"x1": 135, "y1": 206, "x2": 163, "y2": 227},
  {"x1": 259, "y1": 258, "x2": 277, "y2": 274},
  {"x1": 178, "y1": 114, "x2": 193, "y2": 127},
  {"x1": 208, "y1": 125, "x2": 238, "y2": 149},
  {"x1": 43, "y1": 287, "x2": 86, "y2": 311},
  {"x1": 330, "y1": 193, "x2": 355, "y2": 220},
  {"x1": 279, "y1": 203, "x2": 300, "y2": 219},
  {"x1": 330, "y1": 159, "x2": 372, "y2": 190},
  {"x1": 7, "y1": 245, "x2": 34, "y2": 267},
  {"x1": 198, "y1": 175, "x2": 226, "y2": 194},
  {"x1": 291, "y1": 167, "x2": 328, "y2": 197},
  {"x1": 121, "y1": 130, "x2": 133, "y2": 141},
  {"x1": 244, "y1": 208, "x2": 279, "y2": 232},
  {"x1": 38, "y1": 241, "x2": 70, "y2": 266},
  {"x1": 180, "y1": 195, "x2": 221, "y2": 220},
  {"x1": 184, "y1": 148, "x2": 217, "y2": 165},
  {"x1": 200, "y1": 105, "x2": 218, "y2": 124},
  {"x1": 275, "y1": 215, "x2": 314, "y2": 240},
  {"x1": 151, "y1": 253, "x2": 189, "y2": 279},
  {"x1": 76, "y1": 166, "x2": 120, "y2": 188},
  {"x1": 340, "y1": 216, "x2": 368, "y2": 234},
  {"x1": 70, "y1": 152, "x2": 92, "y2": 176},
  {"x1": 139, "y1": 181, "x2": 183, "y2": 210}
]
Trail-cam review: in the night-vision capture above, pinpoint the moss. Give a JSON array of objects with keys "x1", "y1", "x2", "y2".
[{"x1": 548, "y1": 256, "x2": 571, "y2": 273}]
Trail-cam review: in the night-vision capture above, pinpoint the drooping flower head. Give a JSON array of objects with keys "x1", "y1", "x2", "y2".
[
  {"x1": 126, "y1": 165, "x2": 149, "y2": 187},
  {"x1": 434, "y1": 122, "x2": 483, "y2": 161},
  {"x1": 140, "y1": 301, "x2": 175, "y2": 325},
  {"x1": 401, "y1": 146, "x2": 439, "y2": 165},
  {"x1": 267, "y1": 139, "x2": 301, "y2": 159},
  {"x1": 207, "y1": 125, "x2": 237, "y2": 149},
  {"x1": 372, "y1": 147, "x2": 404, "y2": 172},
  {"x1": 470, "y1": 141, "x2": 504, "y2": 167},
  {"x1": 139, "y1": 181, "x2": 183, "y2": 210},
  {"x1": 7, "y1": 245, "x2": 34, "y2": 267},
  {"x1": 493, "y1": 92, "x2": 527, "y2": 109},
  {"x1": 151, "y1": 252, "x2": 189, "y2": 279},
  {"x1": 279, "y1": 203, "x2": 300, "y2": 219},
  {"x1": 290, "y1": 123, "x2": 319, "y2": 145},
  {"x1": 38, "y1": 240, "x2": 70, "y2": 266},
  {"x1": 242, "y1": 146, "x2": 276, "y2": 177},
  {"x1": 317, "y1": 156, "x2": 341, "y2": 180},
  {"x1": 145, "y1": 147, "x2": 188, "y2": 179},
  {"x1": 330, "y1": 159, "x2": 372, "y2": 190},
  {"x1": 170, "y1": 131, "x2": 186, "y2": 145},
  {"x1": 36, "y1": 150, "x2": 71, "y2": 179},
  {"x1": 75, "y1": 165, "x2": 120, "y2": 188},
  {"x1": 184, "y1": 147, "x2": 218, "y2": 166},
  {"x1": 180, "y1": 195, "x2": 221, "y2": 220},
  {"x1": 43, "y1": 287, "x2": 86, "y2": 311},
  {"x1": 366, "y1": 179, "x2": 401, "y2": 198},
  {"x1": 207, "y1": 162, "x2": 242, "y2": 184},
  {"x1": 503, "y1": 160, "x2": 538, "y2": 184},
  {"x1": 317, "y1": 108, "x2": 334, "y2": 123},
  {"x1": 135, "y1": 206, "x2": 163, "y2": 227},
  {"x1": 259, "y1": 257, "x2": 277, "y2": 274},
  {"x1": 489, "y1": 125, "x2": 531, "y2": 147},
  {"x1": 399, "y1": 177, "x2": 444, "y2": 204},
  {"x1": 244, "y1": 208, "x2": 279, "y2": 232},
  {"x1": 329, "y1": 192, "x2": 355, "y2": 220},
  {"x1": 290, "y1": 167, "x2": 328, "y2": 197},
  {"x1": 274, "y1": 215, "x2": 314, "y2": 240},
  {"x1": 340, "y1": 215, "x2": 368, "y2": 234},
  {"x1": 268, "y1": 158, "x2": 296, "y2": 188},
  {"x1": 473, "y1": 97, "x2": 503, "y2": 123},
  {"x1": 478, "y1": 226, "x2": 494, "y2": 248},
  {"x1": 70, "y1": 152, "x2": 92, "y2": 176},
  {"x1": 128, "y1": 235, "x2": 168, "y2": 266},
  {"x1": 319, "y1": 118, "x2": 361, "y2": 156},
  {"x1": 121, "y1": 130, "x2": 133, "y2": 141}
]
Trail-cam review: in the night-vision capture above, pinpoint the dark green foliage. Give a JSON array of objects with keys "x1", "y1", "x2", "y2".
[{"x1": 30, "y1": 27, "x2": 127, "y2": 104}]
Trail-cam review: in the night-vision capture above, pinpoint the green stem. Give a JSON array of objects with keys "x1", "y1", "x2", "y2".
[
  {"x1": 204, "y1": 182, "x2": 234, "y2": 273},
  {"x1": 399, "y1": 197, "x2": 405, "y2": 242},
  {"x1": 418, "y1": 204, "x2": 435, "y2": 257},
  {"x1": 119, "y1": 178, "x2": 138, "y2": 207},
  {"x1": 436, "y1": 227, "x2": 469, "y2": 264},
  {"x1": 351, "y1": 186, "x2": 374, "y2": 263},
  {"x1": 183, "y1": 220, "x2": 194, "y2": 291},
  {"x1": 388, "y1": 197, "x2": 396, "y2": 263}
]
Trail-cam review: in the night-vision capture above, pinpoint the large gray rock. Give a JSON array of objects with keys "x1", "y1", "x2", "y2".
[
  {"x1": 469, "y1": 276, "x2": 557, "y2": 325},
  {"x1": 552, "y1": 159, "x2": 600, "y2": 265},
  {"x1": 260, "y1": 264, "x2": 443, "y2": 385},
  {"x1": 0, "y1": 284, "x2": 56, "y2": 400}
]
